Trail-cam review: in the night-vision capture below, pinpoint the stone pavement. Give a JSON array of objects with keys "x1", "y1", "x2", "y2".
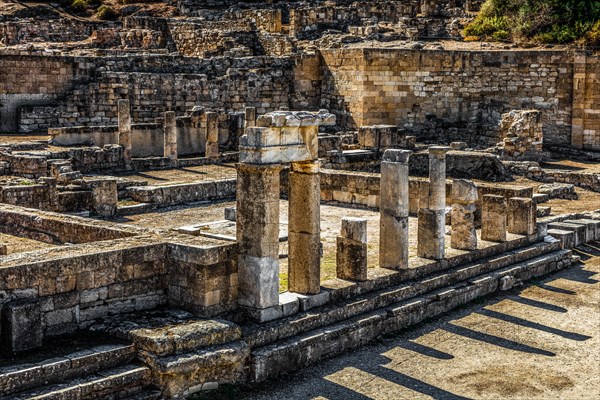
[{"x1": 217, "y1": 242, "x2": 600, "y2": 400}]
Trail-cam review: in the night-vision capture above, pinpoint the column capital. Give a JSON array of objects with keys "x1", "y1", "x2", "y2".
[
  {"x1": 382, "y1": 149, "x2": 412, "y2": 164},
  {"x1": 236, "y1": 162, "x2": 283, "y2": 174},
  {"x1": 428, "y1": 146, "x2": 451, "y2": 158},
  {"x1": 291, "y1": 160, "x2": 320, "y2": 173}
]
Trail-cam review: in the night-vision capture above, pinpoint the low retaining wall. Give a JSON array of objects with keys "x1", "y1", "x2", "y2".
[
  {"x1": 127, "y1": 179, "x2": 237, "y2": 205},
  {"x1": 506, "y1": 161, "x2": 600, "y2": 193},
  {"x1": 315, "y1": 169, "x2": 533, "y2": 213}
]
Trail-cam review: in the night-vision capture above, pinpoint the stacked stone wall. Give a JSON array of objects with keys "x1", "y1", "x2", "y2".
[
  {"x1": 0, "y1": 53, "x2": 296, "y2": 132},
  {"x1": 321, "y1": 48, "x2": 576, "y2": 147},
  {"x1": 0, "y1": 18, "x2": 119, "y2": 46}
]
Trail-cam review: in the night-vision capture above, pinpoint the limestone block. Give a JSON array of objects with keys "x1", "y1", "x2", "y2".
[
  {"x1": 1, "y1": 300, "x2": 43, "y2": 353},
  {"x1": 118, "y1": 99, "x2": 132, "y2": 167},
  {"x1": 481, "y1": 195, "x2": 507, "y2": 242},
  {"x1": 288, "y1": 231, "x2": 321, "y2": 293},
  {"x1": 507, "y1": 197, "x2": 536, "y2": 236},
  {"x1": 417, "y1": 208, "x2": 446, "y2": 260},
  {"x1": 340, "y1": 217, "x2": 368, "y2": 243},
  {"x1": 336, "y1": 218, "x2": 368, "y2": 281},
  {"x1": 224, "y1": 207, "x2": 237, "y2": 221},
  {"x1": 240, "y1": 110, "x2": 335, "y2": 164},
  {"x1": 164, "y1": 111, "x2": 177, "y2": 161},
  {"x1": 358, "y1": 125, "x2": 396, "y2": 150},
  {"x1": 451, "y1": 179, "x2": 478, "y2": 251},
  {"x1": 245, "y1": 107, "x2": 256, "y2": 129},
  {"x1": 288, "y1": 161, "x2": 321, "y2": 295},
  {"x1": 237, "y1": 254, "x2": 280, "y2": 309},
  {"x1": 206, "y1": 142, "x2": 220, "y2": 159},
  {"x1": 380, "y1": 214, "x2": 409, "y2": 269},
  {"x1": 89, "y1": 178, "x2": 118, "y2": 218}
]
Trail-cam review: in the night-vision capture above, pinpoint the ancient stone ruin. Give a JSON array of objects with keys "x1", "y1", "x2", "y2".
[{"x1": 0, "y1": 0, "x2": 599, "y2": 399}]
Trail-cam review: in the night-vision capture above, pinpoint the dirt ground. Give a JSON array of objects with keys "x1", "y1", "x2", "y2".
[
  {"x1": 122, "y1": 200, "x2": 526, "y2": 292},
  {"x1": 204, "y1": 242, "x2": 600, "y2": 400},
  {"x1": 112, "y1": 164, "x2": 237, "y2": 185}
]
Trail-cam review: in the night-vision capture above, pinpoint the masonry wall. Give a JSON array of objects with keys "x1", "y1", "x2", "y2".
[
  {"x1": 320, "y1": 48, "x2": 577, "y2": 147},
  {"x1": 0, "y1": 56, "x2": 77, "y2": 132},
  {"x1": 571, "y1": 52, "x2": 600, "y2": 151},
  {"x1": 0, "y1": 53, "x2": 297, "y2": 132}
]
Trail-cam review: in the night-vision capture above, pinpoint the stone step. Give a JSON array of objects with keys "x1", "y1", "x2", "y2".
[
  {"x1": 0, "y1": 343, "x2": 136, "y2": 397},
  {"x1": 4, "y1": 364, "x2": 150, "y2": 400},
  {"x1": 250, "y1": 249, "x2": 573, "y2": 383},
  {"x1": 140, "y1": 341, "x2": 249, "y2": 399},
  {"x1": 241, "y1": 238, "x2": 563, "y2": 349},
  {"x1": 87, "y1": 310, "x2": 240, "y2": 358}
]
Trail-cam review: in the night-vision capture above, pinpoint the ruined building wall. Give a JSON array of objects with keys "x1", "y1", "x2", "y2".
[
  {"x1": 571, "y1": 52, "x2": 600, "y2": 151},
  {"x1": 0, "y1": 55, "x2": 78, "y2": 132},
  {"x1": 0, "y1": 53, "x2": 296, "y2": 132},
  {"x1": 320, "y1": 48, "x2": 578, "y2": 147}
]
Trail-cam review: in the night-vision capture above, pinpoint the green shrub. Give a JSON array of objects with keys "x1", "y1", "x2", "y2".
[
  {"x1": 96, "y1": 5, "x2": 119, "y2": 20},
  {"x1": 463, "y1": 0, "x2": 600, "y2": 43},
  {"x1": 585, "y1": 20, "x2": 600, "y2": 46},
  {"x1": 71, "y1": 0, "x2": 89, "y2": 11}
]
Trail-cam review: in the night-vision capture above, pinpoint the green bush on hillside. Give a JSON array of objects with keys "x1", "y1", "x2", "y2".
[
  {"x1": 464, "y1": 0, "x2": 600, "y2": 44},
  {"x1": 96, "y1": 5, "x2": 119, "y2": 20}
]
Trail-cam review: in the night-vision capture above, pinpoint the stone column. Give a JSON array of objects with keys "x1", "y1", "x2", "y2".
[
  {"x1": 118, "y1": 99, "x2": 132, "y2": 169},
  {"x1": 482, "y1": 195, "x2": 507, "y2": 242},
  {"x1": 337, "y1": 217, "x2": 368, "y2": 281},
  {"x1": 508, "y1": 197, "x2": 536, "y2": 236},
  {"x1": 236, "y1": 163, "x2": 282, "y2": 310},
  {"x1": 89, "y1": 178, "x2": 118, "y2": 218},
  {"x1": 245, "y1": 107, "x2": 256, "y2": 129},
  {"x1": 379, "y1": 149, "x2": 412, "y2": 270},
  {"x1": 164, "y1": 111, "x2": 177, "y2": 162},
  {"x1": 417, "y1": 146, "x2": 450, "y2": 259},
  {"x1": 206, "y1": 111, "x2": 219, "y2": 159},
  {"x1": 451, "y1": 179, "x2": 478, "y2": 250},
  {"x1": 288, "y1": 160, "x2": 321, "y2": 294}
]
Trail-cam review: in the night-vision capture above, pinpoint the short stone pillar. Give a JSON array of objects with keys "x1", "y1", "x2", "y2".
[
  {"x1": 89, "y1": 178, "x2": 118, "y2": 218},
  {"x1": 118, "y1": 99, "x2": 132, "y2": 169},
  {"x1": 451, "y1": 179, "x2": 478, "y2": 250},
  {"x1": 336, "y1": 217, "x2": 368, "y2": 281},
  {"x1": 163, "y1": 111, "x2": 177, "y2": 161},
  {"x1": 508, "y1": 197, "x2": 536, "y2": 235},
  {"x1": 482, "y1": 195, "x2": 507, "y2": 242},
  {"x1": 0, "y1": 243, "x2": 7, "y2": 256},
  {"x1": 379, "y1": 149, "x2": 412, "y2": 270},
  {"x1": 236, "y1": 163, "x2": 282, "y2": 310},
  {"x1": 417, "y1": 146, "x2": 451, "y2": 260},
  {"x1": 205, "y1": 111, "x2": 219, "y2": 159},
  {"x1": 245, "y1": 107, "x2": 256, "y2": 129},
  {"x1": 288, "y1": 160, "x2": 321, "y2": 294}
]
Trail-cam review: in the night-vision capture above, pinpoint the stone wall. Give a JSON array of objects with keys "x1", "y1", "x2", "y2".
[
  {"x1": 316, "y1": 168, "x2": 532, "y2": 214},
  {"x1": 0, "y1": 53, "x2": 297, "y2": 133},
  {"x1": 571, "y1": 52, "x2": 600, "y2": 151},
  {"x1": 0, "y1": 55, "x2": 77, "y2": 132},
  {"x1": 0, "y1": 204, "x2": 238, "y2": 344},
  {"x1": 320, "y1": 48, "x2": 577, "y2": 147}
]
